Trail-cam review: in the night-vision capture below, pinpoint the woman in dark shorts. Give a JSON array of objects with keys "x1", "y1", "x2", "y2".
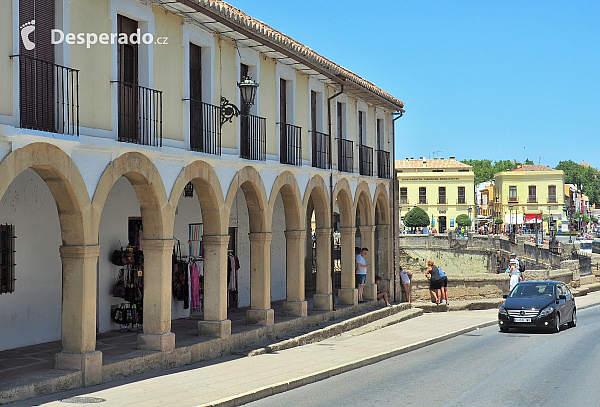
[{"x1": 425, "y1": 260, "x2": 443, "y2": 304}]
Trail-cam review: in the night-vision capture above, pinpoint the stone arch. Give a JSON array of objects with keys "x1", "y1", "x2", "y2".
[
  {"x1": 0, "y1": 142, "x2": 90, "y2": 245},
  {"x1": 267, "y1": 171, "x2": 303, "y2": 231},
  {"x1": 91, "y1": 152, "x2": 170, "y2": 240},
  {"x1": 303, "y1": 174, "x2": 331, "y2": 229},
  {"x1": 354, "y1": 181, "x2": 374, "y2": 227},
  {"x1": 332, "y1": 178, "x2": 353, "y2": 228},
  {"x1": 373, "y1": 183, "x2": 390, "y2": 225},
  {"x1": 224, "y1": 166, "x2": 269, "y2": 233},
  {"x1": 170, "y1": 160, "x2": 227, "y2": 236}
]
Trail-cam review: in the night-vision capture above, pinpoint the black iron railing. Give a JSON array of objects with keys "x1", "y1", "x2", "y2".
[
  {"x1": 190, "y1": 99, "x2": 221, "y2": 155},
  {"x1": 359, "y1": 145, "x2": 373, "y2": 176},
  {"x1": 279, "y1": 122, "x2": 302, "y2": 166},
  {"x1": 311, "y1": 131, "x2": 330, "y2": 169},
  {"x1": 240, "y1": 114, "x2": 266, "y2": 161},
  {"x1": 116, "y1": 81, "x2": 162, "y2": 147},
  {"x1": 377, "y1": 150, "x2": 391, "y2": 179},
  {"x1": 337, "y1": 138, "x2": 353, "y2": 173},
  {"x1": 13, "y1": 54, "x2": 79, "y2": 136}
]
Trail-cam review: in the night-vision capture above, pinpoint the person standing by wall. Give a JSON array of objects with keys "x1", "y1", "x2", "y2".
[
  {"x1": 400, "y1": 267, "x2": 412, "y2": 303},
  {"x1": 438, "y1": 267, "x2": 449, "y2": 305},
  {"x1": 424, "y1": 260, "x2": 444, "y2": 305},
  {"x1": 356, "y1": 247, "x2": 370, "y2": 303}
]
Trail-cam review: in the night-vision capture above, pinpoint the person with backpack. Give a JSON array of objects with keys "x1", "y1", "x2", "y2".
[{"x1": 511, "y1": 252, "x2": 525, "y2": 281}]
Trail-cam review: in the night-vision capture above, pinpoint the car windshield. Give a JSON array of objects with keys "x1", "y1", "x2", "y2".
[{"x1": 509, "y1": 284, "x2": 555, "y2": 299}]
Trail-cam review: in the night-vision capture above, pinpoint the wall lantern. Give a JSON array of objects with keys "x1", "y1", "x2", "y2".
[
  {"x1": 220, "y1": 75, "x2": 259, "y2": 127},
  {"x1": 184, "y1": 182, "x2": 194, "y2": 198}
]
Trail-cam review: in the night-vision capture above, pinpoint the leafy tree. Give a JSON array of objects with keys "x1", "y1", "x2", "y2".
[
  {"x1": 494, "y1": 218, "x2": 504, "y2": 225},
  {"x1": 456, "y1": 214, "x2": 471, "y2": 227},
  {"x1": 403, "y1": 206, "x2": 430, "y2": 229},
  {"x1": 493, "y1": 160, "x2": 519, "y2": 174},
  {"x1": 460, "y1": 159, "x2": 518, "y2": 185},
  {"x1": 556, "y1": 160, "x2": 600, "y2": 206},
  {"x1": 524, "y1": 158, "x2": 534, "y2": 165}
]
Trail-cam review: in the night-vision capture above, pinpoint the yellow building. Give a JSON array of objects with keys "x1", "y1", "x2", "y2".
[
  {"x1": 493, "y1": 165, "x2": 565, "y2": 233},
  {"x1": 396, "y1": 158, "x2": 475, "y2": 232},
  {"x1": 0, "y1": 0, "x2": 403, "y2": 387}
]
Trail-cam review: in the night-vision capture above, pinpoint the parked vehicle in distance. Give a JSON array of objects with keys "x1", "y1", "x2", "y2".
[
  {"x1": 576, "y1": 238, "x2": 593, "y2": 253},
  {"x1": 498, "y1": 281, "x2": 576, "y2": 333}
]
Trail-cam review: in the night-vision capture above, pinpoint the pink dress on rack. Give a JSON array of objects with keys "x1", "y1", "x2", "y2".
[{"x1": 190, "y1": 262, "x2": 200, "y2": 309}]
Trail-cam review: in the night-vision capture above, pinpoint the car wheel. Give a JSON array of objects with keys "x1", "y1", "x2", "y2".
[
  {"x1": 552, "y1": 314, "x2": 561, "y2": 333},
  {"x1": 568, "y1": 309, "x2": 577, "y2": 328},
  {"x1": 500, "y1": 325, "x2": 509, "y2": 333}
]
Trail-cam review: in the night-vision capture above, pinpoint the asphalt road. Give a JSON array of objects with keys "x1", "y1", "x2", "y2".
[{"x1": 247, "y1": 305, "x2": 600, "y2": 407}]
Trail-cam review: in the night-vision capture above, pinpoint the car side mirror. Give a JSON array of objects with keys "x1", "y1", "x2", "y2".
[
  {"x1": 503, "y1": 294, "x2": 508, "y2": 299},
  {"x1": 558, "y1": 294, "x2": 567, "y2": 300}
]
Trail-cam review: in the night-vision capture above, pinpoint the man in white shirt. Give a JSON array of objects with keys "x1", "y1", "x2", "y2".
[{"x1": 356, "y1": 247, "x2": 370, "y2": 303}]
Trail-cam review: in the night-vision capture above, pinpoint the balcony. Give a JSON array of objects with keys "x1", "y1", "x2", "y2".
[
  {"x1": 508, "y1": 197, "x2": 519, "y2": 203},
  {"x1": 400, "y1": 198, "x2": 408, "y2": 205},
  {"x1": 359, "y1": 145, "x2": 373, "y2": 177},
  {"x1": 279, "y1": 122, "x2": 302, "y2": 166},
  {"x1": 548, "y1": 197, "x2": 557, "y2": 203},
  {"x1": 240, "y1": 114, "x2": 266, "y2": 161},
  {"x1": 377, "y1": 150, "x2": 391, "y2": 179},
  {"x1": 116, "y1": 81, "x2": 162, "y2": 147},
  {"x1": 456, "y1": 198, "x2": 467, "y2": 205},
  {"x1": 438, "y1": 198, "x2": 447, "y2": 205},
  {"x1": 190, "y1": 100, "x2": 221, "y2": 155},
  {"x1": 528, "y1": 196, "x2": 538, "y2": 203},
  {"x1": 311, "y1": 131, "x2": 330, "y2": 169},
  {"x1": 337, "y1": 138, "x2": 353, "y2": 173},
  {"x1": 14, "y1": 54, "x2": 79, "y2": 136}
]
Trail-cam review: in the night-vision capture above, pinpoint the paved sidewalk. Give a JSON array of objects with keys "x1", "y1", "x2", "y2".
[{"x1": 10, "y1": 290, "x2": 600, "y2": 407}]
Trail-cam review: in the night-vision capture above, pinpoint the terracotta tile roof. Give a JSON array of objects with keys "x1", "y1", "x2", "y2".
[
  {"x1": 580, "y1": 161, "x2": 593, "y2": 168},
  {"x1": 188, "y1": 0, "x2": 404, "y2": 110},
  {"x1": 395, "y1": 158, "x2": 472, "y2": 170},
  {"x1": 511, "y1": 164, "x2": 555, "y2": 172}
]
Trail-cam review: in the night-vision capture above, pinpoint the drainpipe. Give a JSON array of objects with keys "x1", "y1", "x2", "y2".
[
  {"x1": 328, "y1": 84, "x2": 344, "y2": 311},
  {"x1": 392, "y1": 110, "x2": 404, "y2": 302}
]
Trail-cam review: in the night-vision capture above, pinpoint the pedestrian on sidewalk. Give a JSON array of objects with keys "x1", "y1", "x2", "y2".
[
  {"x1": 400, "y1": 267, "x2": 412, "y2": 303},
  {"x1": 424, "y1": 260, "x2": 444, "y2": 305},
  {"x1": 506, "y1": 259, "x2": 520, "y2": 292},
  {"x1": 356, "y1": 247, "x2": 370, "y2": 303},
  {"x1": 375, "y1": 275, "x2": 392, "y2": 307},
  {"x1": 439, "y1": 268, "x2": 449, "y2": 305}
]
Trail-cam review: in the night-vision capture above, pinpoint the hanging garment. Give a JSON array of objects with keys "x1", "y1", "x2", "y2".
[
  {"x1": 228, "y1": 255, "x2": 237, "y2": 291},
  {"x1": 190, "y1": 262, "x2": 200, "y2": 310}
]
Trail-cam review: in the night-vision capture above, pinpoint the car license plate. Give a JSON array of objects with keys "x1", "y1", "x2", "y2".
[{"x1": 514, "y1": 317, "x2": 531, "y2": 323}]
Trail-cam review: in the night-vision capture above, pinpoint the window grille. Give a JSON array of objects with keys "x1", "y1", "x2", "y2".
[{"x1": 0, "y1": 224, "x2": 16, "y2": 294}]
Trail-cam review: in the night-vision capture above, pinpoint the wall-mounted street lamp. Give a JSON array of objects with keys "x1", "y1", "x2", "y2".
[
  {"x1": 468, "y1": 206, "x2": 473, "y2": 232},
  {"x1": 220, "y1": 76, "x2": 259, "y2": 127}
]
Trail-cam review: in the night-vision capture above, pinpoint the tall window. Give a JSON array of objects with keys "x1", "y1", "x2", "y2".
[
  {"x1": 0, "y1": 224, "x2": 15, "y2": 294},
  {"x1": 528, "y1": 186, "x2": 537, "y2": 203},
  {"x1": 548, "y1": 185, "x2": 557, "y2": 203},
  {"x1": 337, "y1": 102, "x2": 344, "y2": 139},
  {"x1": 509, "y1": 186, "x2": 518, "y2": 202},
  {"x1": 117, "y1": 14, "x2": 139, "y2": 143},
  {"x1": 438, "y1": 187, "x2": 446, "y2": 204},
  {"x1": 189, "y1": 43, "x2": 203, "y2": 149},
  {"x1": 311, "y1": 90, "x2": 317, "y2": 132},
  {"x1": 358, "y1": 111, "x2": 364, "y2": 145},
  {"x1": 376, "y1": 118, "x2": 382, "y2": 150},
  {"x1": 457, "y1": 187, "x2": 466, "y2": 204},
  {"x1": 419, "y1": 187, "x2": 427, "y2": 204},
  {"x1": 400, "y1": 187, "x2": 408, "y2": 204}
]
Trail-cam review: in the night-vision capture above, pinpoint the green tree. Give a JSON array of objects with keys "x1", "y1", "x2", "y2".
[
  {"x1": 493, "y1": 160, "x2": 519, "y2": 174},
  {"x1": 460, "y1": 159, "x2": 519, "y2": 185},
  {"x1": 403, "y1": 206, "x2": 430, "y2": 229},
  {"x1": 556, "y1": 160, "x2": 600, "y2": 206},
  {"x1": 456, "y1": 214, "x2": 471, "y2": 227},
  {"x1": 524, "y1": 158, "x2": 534, "y2": 165}
]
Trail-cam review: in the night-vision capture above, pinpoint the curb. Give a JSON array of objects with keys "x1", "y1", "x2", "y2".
[{"x1": 202, "y1": 319, "x2": 497, "y2": 407}]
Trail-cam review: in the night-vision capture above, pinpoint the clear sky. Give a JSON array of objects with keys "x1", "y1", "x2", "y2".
[{"x1": 226, "y1": 0, "x2": 600, "y2": 169}]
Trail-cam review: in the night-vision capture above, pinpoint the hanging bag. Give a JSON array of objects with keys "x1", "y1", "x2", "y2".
[
  {"x1": 112, "y1": 269, "x2": 127, "y2": 298},
  {"x1": 112, "y1": 247, "x2": 135, "y2": 266}
]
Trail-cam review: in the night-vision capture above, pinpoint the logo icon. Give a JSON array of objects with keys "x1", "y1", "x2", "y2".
[{"x1": 20, "y1": 20, "x2": 36, "y2": 51}]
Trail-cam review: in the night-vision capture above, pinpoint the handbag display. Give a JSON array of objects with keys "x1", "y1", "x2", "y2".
[
  {"x1": 113, "y1": 303, "x2": 138, "y2": 325},
  {"x1": 112, "y1": 269, "x2": 126, "y2": 298},
  {"x1": 111, "y1": 247, "x2": 135, "y2": 266}
]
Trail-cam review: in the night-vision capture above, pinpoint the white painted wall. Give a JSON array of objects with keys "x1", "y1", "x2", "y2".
[
  {"x1": 270, "y1": 193, "x2": 286, "y2": 301},
  {"x1": 0, "y1": 169, "x2": 62, "y2": 350}
]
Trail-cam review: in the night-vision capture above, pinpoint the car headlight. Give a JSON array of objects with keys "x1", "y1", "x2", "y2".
[
  {"x1": 539, "y1": 307, "x2": 555, "y2": 317},
  {"x1": 499, "y1": 307, "x2": 508, "y2": 316}
]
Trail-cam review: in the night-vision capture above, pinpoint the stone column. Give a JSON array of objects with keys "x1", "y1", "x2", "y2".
[
  {"x1": 198, "y1": 235, "x2": 231, "y2": 338},
  {"x1": 138, "y1": 239, "x2": 175, "y2": 351},
  {"x1": 282, "y1": 230, "x2": 308, "y2": 317},
  {"x1": 338, "y1": 226, "x2": 357, "y2": 305},
  {"x1": 360, "y1": 225, "x2": 377, "y2": 301},
  {"x1": 313, "y1": 227, "x2": 333, "y2": 311},
  {"x1": 247, "y1": 232, "x2": 274, "y2": 325},
  {"x1": 56, "y1": 245, "x2": 102, "y2": 386}
]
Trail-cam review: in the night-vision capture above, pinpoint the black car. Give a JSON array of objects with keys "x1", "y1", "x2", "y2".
[{"x1": 498, "y1": 281, "x2": 576, "y2": 333}]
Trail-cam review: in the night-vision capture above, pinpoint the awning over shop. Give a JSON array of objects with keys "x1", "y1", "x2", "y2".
[
  {"x1": 525, "y1": 214, "x2": 540, "y2": 221},
  {"x1": 504, "y1": 214, "x2": 523, "y2": 225}
]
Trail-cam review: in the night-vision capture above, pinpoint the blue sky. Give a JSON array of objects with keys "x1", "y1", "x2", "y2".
[{"x1": 227, "y1": 0, "x2": 600, "y2": 169}]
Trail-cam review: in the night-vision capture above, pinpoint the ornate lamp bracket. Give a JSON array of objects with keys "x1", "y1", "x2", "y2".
[{"x1": 220, "y1": 96, "x2": 240, "y2": 127}]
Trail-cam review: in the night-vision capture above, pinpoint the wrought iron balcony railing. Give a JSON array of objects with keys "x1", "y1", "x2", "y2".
[
  {"x1": 359, "y1": 145, "x2": 373, "y2": 177},
  {"x1": 337, "y1": 138, "x2": 354, "y2": 173},
  {"x1": 377, "y1": 149, "x2": 391, "y2": 179},
  {"x1": 279, "y1": 122, "x2": 302, "y2": 166},
  {"x1": 13, "y1": 54, "x2": 79, "y2": 136},
  {"x1": 240, "y1": 114, "x2": 266, "y2": 161},
  {"x1": 311, "y1": 131, "x2": 330, "y2": 169},
  {"x1": 190, "y1": 99, "x2": 221, "y2": 155},
  {"x1": 116, "y1": 81, "x2": 162, "y2": 147}
]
